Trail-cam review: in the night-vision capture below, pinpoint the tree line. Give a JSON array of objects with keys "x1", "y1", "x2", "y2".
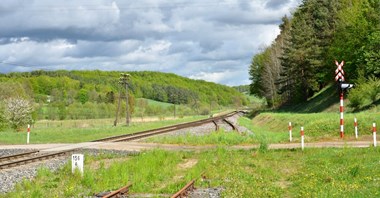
[{"x1": 249, "y1": 0, "x2": 380, "y2": 108}]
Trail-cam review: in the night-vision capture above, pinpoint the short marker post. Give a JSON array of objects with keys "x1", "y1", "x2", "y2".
[
  {"x1": 354, "y1": 118, "x2": 358, "y2": 139},
  {"x1": 72, "y1": 154, "x2": 84, "y2": 175},
  {"x1": 27, "y1": 124, "x2": 30, "y2": 144},
  {"x1": 373, "y1": 123, "x2": 377, "y2": 147},
  {"x1": 289, "y1": 122, "x2": 292, "y2": 142},
  {"x1": 301, "y1": 127, "x2": 304, "y2": 151}
]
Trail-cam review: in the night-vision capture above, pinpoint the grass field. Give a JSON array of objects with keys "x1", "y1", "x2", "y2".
[
  {"x1": 145, "y1": 116, "x2": 288, "y2": 145},
  {"x1": 251, "y1": 112, "x2": 380, "y2": 141},
  {"x1": 143, "y1": 110, "x2": 379, "y2": 145},
  {"x1": 3, "y1": 147, "x2": 380, "y2": 198},
  {"x1": 0, "y1": 116, "x2": 207, "y2": 144},
  {"x1": 4, "y1": 110, "x2": 377, "y2": 145}
]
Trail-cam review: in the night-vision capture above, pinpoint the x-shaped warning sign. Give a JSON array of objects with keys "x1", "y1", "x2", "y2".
[{"x1": 335, "y1": 60, "x2": 345, "y2": 82}]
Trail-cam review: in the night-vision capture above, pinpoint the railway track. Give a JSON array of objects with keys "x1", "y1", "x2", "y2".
[
  {"x1": 171, "y1": 172, "x2": 207, "y2": 198},
  {"x1": 0, "y1": 150, "x2": 73, "y2": 170},
  {"x1": 93, "y1": 111, "x2": 241, "y2": 142},
  {"x1": 0, "y1": 150, "x2": 39, "y2": 163},
  {"x1": 98, "y1": 183, "x2": 132, "y2": 198},
  {"x1": 171, "y1": 179, "x2": 196, "y2": 198},
  {"x1": 0, "y1": 111, "x2": 241, "y2": 170}
]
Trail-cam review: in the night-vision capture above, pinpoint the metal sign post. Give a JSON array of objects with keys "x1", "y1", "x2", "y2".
[{"x1": 335, "y1": 60, "x2": 353, "y2": 139}]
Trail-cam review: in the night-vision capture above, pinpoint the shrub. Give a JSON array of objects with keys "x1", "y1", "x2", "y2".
[
  {"x1": 347, "y1": 86, "x2": 365, "y2": 110},
  {"x1": 200, "y1": 107, "x2": 210, "y2": 115},
  {"x1": 348, "y1": 77, "x2": 380, "y2": 110},
  {"x1": 0, "y1": 104, "x2": 7, "y2": 131},
  {"x1": 4, "y1": 97, "x2": 34, "y2": 130}
]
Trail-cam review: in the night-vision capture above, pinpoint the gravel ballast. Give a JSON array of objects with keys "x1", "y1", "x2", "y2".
[{"x1": 0, "y1": 150, "x2": 68, "y2": 194}]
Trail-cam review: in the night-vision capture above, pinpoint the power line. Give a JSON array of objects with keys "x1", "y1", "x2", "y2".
[
  {"x1": 0, "y1": 61, "x2": 58, "y2": 70},
  {"x1": 0, "y1": 61, "x2": 41, "y2": 67},
  {"x1": 12, "y1": 1, "x2": 253, "y2": 12}
]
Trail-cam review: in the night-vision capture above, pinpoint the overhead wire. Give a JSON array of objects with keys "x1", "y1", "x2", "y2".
[
  {"x1": 0, "y1": 61, "x2": 59, "y2": 71},
  {"x1": 13, "y1": 1, "x2": 254, "y2": 12}
]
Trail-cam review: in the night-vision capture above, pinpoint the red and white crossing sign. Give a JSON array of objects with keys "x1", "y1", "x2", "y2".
[{"x1": 335, "y1": 60, "x2": 345, "y2": 82}]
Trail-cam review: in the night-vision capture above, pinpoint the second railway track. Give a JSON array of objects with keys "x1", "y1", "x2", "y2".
[{"x1": 0, "y1": 150, "x2": 73, "y2": 170}]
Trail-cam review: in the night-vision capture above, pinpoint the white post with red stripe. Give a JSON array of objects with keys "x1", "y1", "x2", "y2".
[
  {"x1": 354, "y1": 118, "x2": 358, "y2": 139},
  {"x1": 301, "y1": 127, "x2": 304, "y2": 151},
  {"x1": 340, "y1": 92, "x2": 344, "y2": 138},
  {"x1": 27, "y1": 124, "x2": 30, "y2": 144},
  {"x1": 289, "y1": 122, "x2": 292, "y2": 142},
  {"x1": 373, "y1": 123, "x2": 377, "y2": 147}
]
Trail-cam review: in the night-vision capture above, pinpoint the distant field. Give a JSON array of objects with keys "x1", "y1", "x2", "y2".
[{"x1": 4, "y1": 148, "x2": 380, "y2": 197}]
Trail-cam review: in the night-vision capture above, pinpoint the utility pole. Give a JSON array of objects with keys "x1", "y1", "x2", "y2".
[
  {"x1": 119, "y1": 73, "x2": 131, "y2": 126},
  {"x1": 114, "y1": 87, "x2": 122, "y2": 126}
]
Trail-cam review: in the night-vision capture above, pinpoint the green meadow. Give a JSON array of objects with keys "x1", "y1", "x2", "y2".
[
  {"x1": 3, "y1": 147, "x2": 379, "y2": 198},
  {"x1": 0, "y1": 116, "x2": 207, "y2": 144}
]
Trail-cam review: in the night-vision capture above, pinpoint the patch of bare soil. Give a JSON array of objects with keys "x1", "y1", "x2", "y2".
[
  {"x1": 154, "y1": 159, "x2": 199, "y2": 192},
  {"x1": 89, "y1": 157, "x2": 129, "y2": 170},
  {"x1": 177, "y1": 158, "x2": 198, "y2": 170}
]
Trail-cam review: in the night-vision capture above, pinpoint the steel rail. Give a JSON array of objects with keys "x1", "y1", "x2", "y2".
[
  {"x1": 0, "y1": 150, "x2": 39, "y2": 163},
  {"x1": 102, "y1": 183, "x2": 132, "y2": 198}
]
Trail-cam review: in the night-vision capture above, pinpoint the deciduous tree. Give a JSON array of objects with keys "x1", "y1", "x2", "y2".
[{"x1": 5, "y1": 97, "x2": 33, "y2": 130}]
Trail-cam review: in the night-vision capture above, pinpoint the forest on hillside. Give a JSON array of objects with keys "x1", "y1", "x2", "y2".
[
  {"x1": 249, "y1": 0, "x2": 380, "y2": 108},
  {"x1": 0, "y1": 70, "x2": 247, "y2": 130}
]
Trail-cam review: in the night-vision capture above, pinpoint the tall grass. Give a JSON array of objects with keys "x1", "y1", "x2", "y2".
[{"x1": 4, "y1": 150, "x2": 196, "y2": 197}]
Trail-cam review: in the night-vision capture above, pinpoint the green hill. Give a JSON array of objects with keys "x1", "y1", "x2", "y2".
[
  {"x1": 0, "y1": 70, "x2": 247, "y2": 106},
  {"x1": 0, "y1": 70, "x2": 248, "y2": 121}
]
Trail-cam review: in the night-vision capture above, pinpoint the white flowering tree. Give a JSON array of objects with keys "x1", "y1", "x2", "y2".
[
  {"x1": 0, "y1": 105, "x2": 6, "y2": 131},
  {"x1": 5, "y1": 97, "x2": 33, "y2": 130}
]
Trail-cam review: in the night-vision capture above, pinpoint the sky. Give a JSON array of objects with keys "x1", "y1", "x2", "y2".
[{"x1": 0, "y1": 0, "x2": 300, "y2": 86}]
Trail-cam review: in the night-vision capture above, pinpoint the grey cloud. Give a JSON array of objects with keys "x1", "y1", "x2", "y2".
[
  {"x1": 0, "y1": 0, "x2": 301, "y2": 86},
  {"x1": 266, "y1": 0, "x2": 291, "y2": 10}
]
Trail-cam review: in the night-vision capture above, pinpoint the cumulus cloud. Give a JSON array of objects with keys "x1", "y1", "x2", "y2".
[{"x1": 0, "y1": 0, "x2": 300, "y2": 86}]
